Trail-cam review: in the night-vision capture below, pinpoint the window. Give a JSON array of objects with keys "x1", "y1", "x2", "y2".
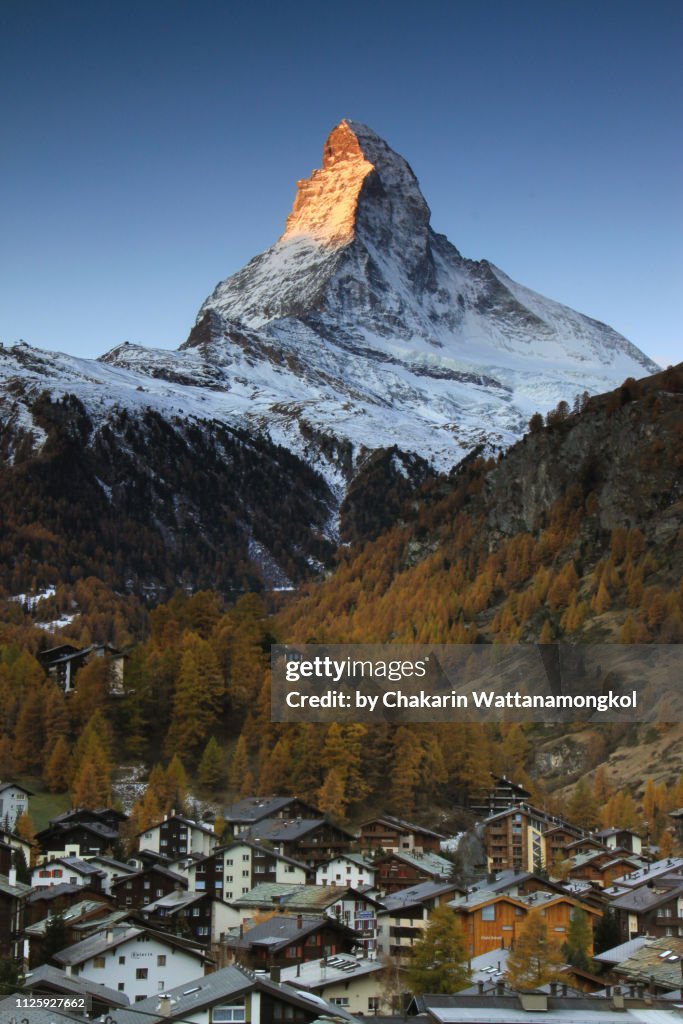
[
  {"x1": 242, "y1": 870, "x2": 250, "y2": 878},
  {"x1": 193, "y1": 907, "x2": 201, "y2": 917},
  {"x1": 243, "y1": 855, "x2": 249, "y2": 862},
  {"x1": 481, "y1": 905, "x2": 496, "y2": 921},
  {"x1": 330, "y1": 998, "x2": 349, "y2": 1007},
  {"x1": 368, "y1": 997, "x2": 380, "y2": 1013},
  {"x1": 157, "y1": 955, "x2": 166, "y2": 966},
  {"x1": 158, "y1": 982, "x2": 165, "y2": 991},
  {"x1": 226, "y1": 875, "x2": 233, "y2": 883},
  {"x1": 226, "y1": 859, "x2": 233, "y2": 866},
  {"x1": 118, "y1": 983, "x2": 125, "y2": 991},
  {"x1": 93, "y1": 957, "x2": 105, "y2": 969},
  {"x1": 212, "y1": 1002, "x2": 245, "y2": 1023},
  {"x1": 136, "y1": 968, "x2": 148, "y2": 980},
  {"x1": 118, "y1": 955, "x2": 126, "y2": 965}
]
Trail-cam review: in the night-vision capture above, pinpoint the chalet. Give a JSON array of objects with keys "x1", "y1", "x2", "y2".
[
  {"x1": 50, "y1": 806, "x2": 128, "y2": 833},
  {"x1": 609, "y1": 875, "x2": 683, "y2": 941},
  {"x1": 95, "y1": 962, "x2": 359, "y2": 1024},
  {"x1": 315, "y1": 853, "x2": 376, "y2": 891},
  {"x1": 85, "y1": 854, "x2": 137, "y2": 895},
  {"x1": 246, "y1": 818, "x2": 355, "y2": 865},
  {"x1": 36, "y1": 819, "x2": 121, "y2": 861},
  {"x1": 280, "y1": 951, "x2": 388, "y2": 1015},
  {"x1": 226, "y1": 883, "x2": 381, "y2": 952},
  {"x1": 137, "y1": 814, "x2": 219, "y2": 860},
  {"x1": 468, "y1": 775, "x2": 532, "y2": 816},
  {"x1": 111, "y1": 864, "x2": 188, "y2": 909},
  {"x1": 27, "y1": 882, "x2": 108, "y2": 926},
  {"x1": 223, "y1": 797, "x2": 323, "y2": 835},
  {"x1": 606, "y1": 857, "x2": 683, "y2": 892},
  {"x1": 25, "y1": 896, "x2": 122, "y2": 967},
  {"x1": 32, "y1": 856, "x2": 106, "y2": 892},
  {"x1": 373, "y1": 849, "x2": 454, "y2": 894},
  {"x1": 594, "y1": 827, "x2": 644, "y2": 857},
  {"x1": 38, "y1": 642, "x2": 126, "y2": 694},
  {"x1": 226, "y1": 912, "x2": 357, "y2": 969},
  {"x1": 447, "y1": 887, "x2": 602, "y2": 958},
  {"x1": 142, "y1": 889, "x2": 233, "y2": 946},
  {"x1": 565, "y1": 850, "x2": 644, "y2": 889},
  {"x1": 0, "y1": 782, "x2": 32, "y2": 830},
  {"x1": 21, "y1": 963, "x2": 130, "y2": 1017},
  {"x1": 0, "y1": 871, "x2": 31, "y2": 961},
  {"x1": 376, "y1": 880, "x2": 464, "y2": 961},
  {"x1": 53, "y1": 924, "x2": 213, "y2": 1001},
  {"x1": 359, "y1": 814, "x2": 445, "y2": 854},
  {"x1": 180, "y1": 839, "x2": 312, "y2": 902}
]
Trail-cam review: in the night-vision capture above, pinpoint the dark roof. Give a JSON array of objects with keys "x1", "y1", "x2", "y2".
[
  {"x1": 223, "y1": 796, "x2": 320, "y2": 822},
  {"x1": 35, "y1": 856, "x2": 106, "y2": 877},
  {"x1": 22, "y1": 962, "x2": 130, "y2": 1007},
  {"x1": 27, "y1": 882, "x2": 85, "y2": 903},
  {"x1": 380, "y1": 880, "x2": 463, "y2": 912},
  {"x1": 0, "y1": 781, "x2": 33, "y2": 796},
  {"x1": 198, "y1": 837, "x2": 311, "y2": 872},
  {"x1": 36, "y1": 820, "x2": 119, "y2": 844},
  {"x1": 108, "y1": 962, "x2": 358, "y2": 1024},
  {"x1": 110, "y1": 864, "x2": 188, "y2": 888},
  {"x1": 54, "y1": 924, "x2": 210, "y2": 967},
  {"x1": 610, "y1": 879, "x2": 683, "y2": 913},
  {"x1": 136, "y1": 813, "x2": 216, "y2": 838},
  {"x1": 361, "y1": 814, "x2": 446, "y2": 840},
  {"x1": 50, "y1": 806, "x2": 128, "y2": 824},
  {"x1": 227, "y1": 912, "x2": 353, "y2": 952},
  {"x1": 248, "y1": 818, "x2": 355, "y2": 842}
]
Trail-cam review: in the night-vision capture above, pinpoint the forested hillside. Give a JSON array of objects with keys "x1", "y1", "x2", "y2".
[{"x1": 1, "y1": 365, "x2": 681, "y2": 840}]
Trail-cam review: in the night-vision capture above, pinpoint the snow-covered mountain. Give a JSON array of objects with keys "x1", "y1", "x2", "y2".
[{"x1": 0, "y1": 120, "x2": 660, "y2": 590}]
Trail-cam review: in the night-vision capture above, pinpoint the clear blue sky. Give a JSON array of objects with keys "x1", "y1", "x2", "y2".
[{"x1": 1, "y1": 0, "x2": 681, "y2": 367}]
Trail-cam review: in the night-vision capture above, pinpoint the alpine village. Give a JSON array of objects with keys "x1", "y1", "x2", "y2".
[{"x1": 1, "y1": 121, "x2": 682, "y2": 1024}]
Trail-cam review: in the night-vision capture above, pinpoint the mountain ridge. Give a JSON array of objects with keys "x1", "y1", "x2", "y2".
[{"x1": 0, "y1": 120, "x2": 662, "y2": 591}]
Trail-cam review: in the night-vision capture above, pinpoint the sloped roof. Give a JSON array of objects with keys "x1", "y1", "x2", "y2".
[
  {"x1": 361, "y1": 814, "x2": 446, "y2": 839},
  {"x1": 22, "y1": 962, "x2": 130, "y2": 1007},
  {"x1": 53, "y1": 924, "x2": 209, "y2": 966},
  {"x1": 230, "y1": 882, "x2": 381, "y2": 911},
  {"x1": 107, "y1": 962, "x2": 359, "y2": 1024},
  {"x1": 228, "y1": 912, "x2": 353, "y2": 951},
  {"x1": 380, "y1": 880, "x2": 463, "y2": 912}
]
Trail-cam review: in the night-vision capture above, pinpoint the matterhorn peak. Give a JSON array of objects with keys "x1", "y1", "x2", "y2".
[{"x1": 281, "y1": 120, "x2": 430, "y2": 248}]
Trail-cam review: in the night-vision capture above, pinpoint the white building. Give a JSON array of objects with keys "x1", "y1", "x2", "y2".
[
  {"x1": 315, "y1": 854, "x2": 376, "y2": 891},
  {"x1": 0, "y1": 783, "x2": 31, "y2": 830},
  {"x1": 53, "y1": 925, "x2": 211, "y2": 1003}
]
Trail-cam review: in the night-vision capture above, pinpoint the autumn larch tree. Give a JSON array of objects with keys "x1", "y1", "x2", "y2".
[{"x1": 505, "y1": 908, "x2": 565, "y2": 991}]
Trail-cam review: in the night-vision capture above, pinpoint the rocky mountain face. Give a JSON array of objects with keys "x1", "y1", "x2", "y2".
[{"x1": 0, "y1": 121, "x2": 660, "y2": 593}]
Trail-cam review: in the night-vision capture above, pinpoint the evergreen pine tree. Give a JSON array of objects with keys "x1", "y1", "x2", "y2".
[
  {"x1": 406, "y1": 905, "x2": 470, "y2": 994},
  {"x1": 562, "y1": 908, "x2": 593, "y2": 969},
  {"x1": 198, "y1": 737, "x2": 225, "y2": 790}
]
